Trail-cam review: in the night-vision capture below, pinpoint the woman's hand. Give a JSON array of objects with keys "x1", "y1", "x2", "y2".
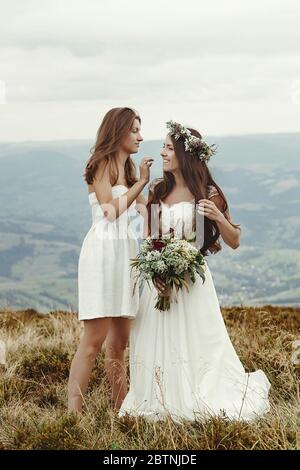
[
  {"x1": 198, "y1": 198, "x2": 241, "y2": 249},
  {"x1": 197, "y1": 199, "x2": 225, "y2": 223},
  {"x1": 139, "y1": 156, "x2": 154, "y2": 183},
  {"x1": 153, "y1": 277, "x2": 171, "y2": 297}
]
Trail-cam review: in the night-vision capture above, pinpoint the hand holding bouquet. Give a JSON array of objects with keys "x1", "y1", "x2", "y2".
[{"x1": 131, "y1": 236, "x2": 206, "y2": 311}]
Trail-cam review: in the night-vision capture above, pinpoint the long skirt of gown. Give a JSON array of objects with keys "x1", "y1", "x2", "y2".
[{"x1": 119, "y1": 260, "x2": 271, "y2": 422}]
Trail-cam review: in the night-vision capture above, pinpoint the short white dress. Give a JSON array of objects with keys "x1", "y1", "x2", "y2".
[{"x1": 78, "y1": 185, "x2": 139, "y2": 320}]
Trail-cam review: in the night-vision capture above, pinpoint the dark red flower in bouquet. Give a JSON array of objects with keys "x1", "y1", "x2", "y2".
[{"x1": 152, "y1": 239, "x2": 165, "y2": 251}]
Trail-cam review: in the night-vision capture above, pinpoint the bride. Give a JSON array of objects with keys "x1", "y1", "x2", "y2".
[{"x1": 119, "y1": 121, "x2": 271, "y2": 422}]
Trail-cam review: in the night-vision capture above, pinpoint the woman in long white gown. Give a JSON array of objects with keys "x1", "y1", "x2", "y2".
[{"x1": 119, "y1": 122, "x2": 271, "y2": 422}]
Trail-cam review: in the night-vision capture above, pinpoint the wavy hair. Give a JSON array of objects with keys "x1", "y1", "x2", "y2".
[
  {"x1": 84, "y1": 107, "x2": 140, "y2": 187},
  {"x1": 146, "y1": 128, "x2": 241, "y2": 256}
]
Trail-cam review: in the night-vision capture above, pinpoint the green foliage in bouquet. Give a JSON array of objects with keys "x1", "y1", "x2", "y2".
[{"x1": 131, "y1": 235, "x2": 206, "y2": 311}]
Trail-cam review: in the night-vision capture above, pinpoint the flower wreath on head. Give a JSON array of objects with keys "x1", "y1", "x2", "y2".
[{"x1": 166, "y1": 120, "x2": 217, "y2": 163}]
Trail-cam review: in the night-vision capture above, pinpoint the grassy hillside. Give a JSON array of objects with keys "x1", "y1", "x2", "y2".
[{"x1": 0, "y1": 305, "x2": 299, "y2": 450}]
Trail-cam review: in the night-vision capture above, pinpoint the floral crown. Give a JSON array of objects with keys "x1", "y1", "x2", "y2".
[{"x1": 166, "y1": 120, "x2": 217, "y2": 163}]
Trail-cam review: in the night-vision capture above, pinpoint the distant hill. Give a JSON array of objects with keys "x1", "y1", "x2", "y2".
[
  {"x1": 0, "y1": 134, "x2": 299, "y2": 312},
  {"x1": 2, "y1": 132, "x2": 300, "y2": 167}
]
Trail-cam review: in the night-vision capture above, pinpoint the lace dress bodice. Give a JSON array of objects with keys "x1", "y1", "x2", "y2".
[
  {"x1": 151, "y1": 182, "x2": 221, "y2": 243},
  {"x1": 160, "y1": 200, "x2": 196, "y2": 241}
]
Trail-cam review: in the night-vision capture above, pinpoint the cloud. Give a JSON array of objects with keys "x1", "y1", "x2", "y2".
[
  {"x1": 1, "y1": 0, "x2": 300, "y2": 57},
  {"x1": 270, "y1": 178, "x2": 299, "y2": 194},
  {"x1": 1, "y1": 0, "x2": 300, "y2": 140},
  {"x1": 1, "y1": 45, "x2": 297, "y2": 104}
]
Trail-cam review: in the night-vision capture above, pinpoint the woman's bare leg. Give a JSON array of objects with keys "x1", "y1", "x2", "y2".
[
  {"x1": 68, "y1": 317, "x2": 112, "y2": 412},
  {"x1": 104, "y1": 317, "x2": 132, "y2": 410}
]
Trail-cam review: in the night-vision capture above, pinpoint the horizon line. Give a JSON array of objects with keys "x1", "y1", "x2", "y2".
[{"x1": 1, "y1": 130, "x2": 300, "y2": 145}]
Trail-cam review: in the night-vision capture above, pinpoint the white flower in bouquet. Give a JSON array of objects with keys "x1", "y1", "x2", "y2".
[{"x1": 131, "y1": 236, "x2": 206, "y2": 311}]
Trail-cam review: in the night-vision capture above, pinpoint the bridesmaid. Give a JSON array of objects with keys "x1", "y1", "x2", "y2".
[{"x1": 68, "y1": 107, "x2": 153, "y2": 412}]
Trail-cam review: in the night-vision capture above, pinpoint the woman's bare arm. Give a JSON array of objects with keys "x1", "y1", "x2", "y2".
[
  {"x1": 136, "y1": 192, "x2": 148, "y2": 206},
  {"x1": 209, "y1": 194, "x2": 241, "y2": 249},
  {"x1": 92, "y1": 159, "x2": 152, "y2": 222}
]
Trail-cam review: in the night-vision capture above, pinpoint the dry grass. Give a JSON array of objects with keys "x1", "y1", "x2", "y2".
[{"x1": 0, "y1": 305, "x2": 299, "y2": 450}]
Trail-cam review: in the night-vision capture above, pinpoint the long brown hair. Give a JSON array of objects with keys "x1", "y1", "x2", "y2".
[
  {"x1": 84, "y1": 107, "x2": 140, "y2": 186},
  {"x1": 147, "y1": 128, "x2": 241, "y2": 256}
]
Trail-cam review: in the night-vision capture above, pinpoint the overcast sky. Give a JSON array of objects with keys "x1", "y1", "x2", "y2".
[{"x1": 0, "y1": 0, "x2": 300, "y2": 142}]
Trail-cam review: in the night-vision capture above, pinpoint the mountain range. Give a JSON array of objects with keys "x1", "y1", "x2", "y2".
[{"x1": 0, "y1": 133, "x2": 299, "y2": 312}]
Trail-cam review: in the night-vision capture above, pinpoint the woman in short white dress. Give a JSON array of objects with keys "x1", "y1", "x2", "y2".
[{"x1": 68, "y1": 107, "x2": 153, "y2": 412}]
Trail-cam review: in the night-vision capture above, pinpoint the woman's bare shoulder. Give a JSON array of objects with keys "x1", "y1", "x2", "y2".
[{"x1": 207, "y1": 184, "x2": 220, "y2": 199}]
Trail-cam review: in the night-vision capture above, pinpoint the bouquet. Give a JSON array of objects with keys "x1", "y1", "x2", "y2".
[{"x1": 131, "y1": 235, "x2": 206, "y2": 311}]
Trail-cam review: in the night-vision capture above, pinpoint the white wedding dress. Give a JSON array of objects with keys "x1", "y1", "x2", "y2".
[{"x1": 119, "y1": 196, "x2": 271, "y2": 422}]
